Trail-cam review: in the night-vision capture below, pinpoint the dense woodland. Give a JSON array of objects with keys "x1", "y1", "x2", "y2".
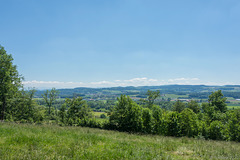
[{"x1": 1, "y1": 45, "x2": 240, "y2": 142}]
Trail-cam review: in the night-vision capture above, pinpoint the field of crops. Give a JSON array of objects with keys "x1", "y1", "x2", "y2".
[{"x1": 0, "y1": 122, "x2": 239, "y2": 159}]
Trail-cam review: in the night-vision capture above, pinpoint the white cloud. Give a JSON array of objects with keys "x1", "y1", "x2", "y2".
[
  {"x1": 22, "y1": 77, "x2": 235, "y2": 89},
  {"x1": 168, "y1": 78, "x2": 199, "y2": 82},
  {"x1": 22, "y1": 80, "x2": 85, "y2": 89}
]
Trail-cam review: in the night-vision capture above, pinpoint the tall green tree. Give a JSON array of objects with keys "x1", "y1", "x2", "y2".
[
  {"x1": 179, "y1": 108, "x2": 199, "y2": 137},
  {"x1": 146, "y1": 90, "x2": 160, "y2": 107},
  {"x1": 166, "y1": 112, "x2": 181, "y2": 136},
  {"x1": 140, "y1": 90, "x2": 160, "y2": 108},
  {"x1": 109, "y1": 95, "x2": 143, "y2": 132},
  {"x1": 208, "y1": 90, "x2": 227, "y2": 113},
  {"x1": 66, "y1": 96, "x2": 92, "y2": 123},
  {"x1": 59, "y1": 103, "x2": 67, "y2": 124},
  {"x1": 187, "y1": 100, "x2": 200, "y2": 113},
  {"x1": 152, "y1": 105, "x2": 167, "y2": 135},
  {"x1": 172, "y1": 100, "x2": 185, "y2": 113},
  {"x1": 0, "y1": 45, "x2": 22, "y2": 120},
  {"x1": 12, "y1": 89, "x2": 36, "y2": 121},
  {"x1": 142, "y1": 108, "x2": 153, "y2": 133},
  {"x1": 42, "y1": 88, "x2": 59, "y2": 115}
]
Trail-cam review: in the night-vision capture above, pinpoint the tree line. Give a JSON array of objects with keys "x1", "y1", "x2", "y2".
[{"x1": 1, "y1": 45, "x2": 240, "y2": 142}]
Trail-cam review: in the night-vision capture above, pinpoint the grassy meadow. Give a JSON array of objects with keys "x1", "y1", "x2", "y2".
[
  {"x1": 93, "y1": 112, "x2": 108, "y2": 118},
  {"x1": 93, "y1": 112, "x2": 108, "y2": 122},
  {"x1": 0, "y1": 122, "x2": 240, "y2": 160}
]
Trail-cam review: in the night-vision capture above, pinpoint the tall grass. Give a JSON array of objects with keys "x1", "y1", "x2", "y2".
[{"x1": 0, "y1": 122, "x2": 239, "y2": 159}]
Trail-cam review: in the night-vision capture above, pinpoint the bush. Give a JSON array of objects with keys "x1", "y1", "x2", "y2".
[
  {"x1": 109, "y1": 95, "x2": 143, "y2": 132},
  {"x1": 142, "y1": 108, "x2": 153, "y2": 133},
  {"x1": 100, "y1": 114, "x2": 106, "y2": 119},
  {"x1": 209, "y1": 121, "x2": 225, "y2": 140},
  {"x1": 166, "y1": 112, "x2": 181, "y2": 137},
  {"x1": 179, "y1": 108, "x2": 199, "y2": 137}
]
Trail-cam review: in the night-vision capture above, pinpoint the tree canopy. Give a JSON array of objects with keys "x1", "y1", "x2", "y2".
[
  {"x1": 208, "y1": 90, "x2": 227, "y2": 113},
  {"x1": 0, "y1": 45, "x2": 22, "y2": 120}
]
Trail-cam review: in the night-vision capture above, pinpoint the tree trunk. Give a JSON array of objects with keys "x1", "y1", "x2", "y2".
[{"x1": 0, "y1": 97, "x2": 6, "y2": 120}]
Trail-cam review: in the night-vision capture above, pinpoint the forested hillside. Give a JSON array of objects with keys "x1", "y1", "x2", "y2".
[{"x1": 35, "y1": 85, "x2": 240, "y2": 99}]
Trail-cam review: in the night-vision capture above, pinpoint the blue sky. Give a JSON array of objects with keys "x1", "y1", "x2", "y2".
[{"x1": 1, "y1": 0, "x2": 240, "y2": 89}]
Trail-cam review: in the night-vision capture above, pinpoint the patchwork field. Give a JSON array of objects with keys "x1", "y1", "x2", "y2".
[{"x1": 0, "y1": 122, "x2": 239, "y2": 160}]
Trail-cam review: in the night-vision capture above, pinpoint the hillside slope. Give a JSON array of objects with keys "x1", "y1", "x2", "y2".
[{"x1": 0, "y1": 123, "x2": 239, "y2": 159}]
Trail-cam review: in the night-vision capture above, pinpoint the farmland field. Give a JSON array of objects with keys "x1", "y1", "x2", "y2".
[
  {"x1": 227, "y1": 106, "x2": 240, "y2": 109},
  {"x1": 0, "y1": 122, "x2": 240, "y2": 160},
  {"x1": 93, "y1": 111, "x2": 107, "y2": 117},
  {"x1": 164, "y1": 94, "x2": 189, "y2": 99},
  {"x1": 93, "y1": 112, "x2": 108, "y2": 122}
]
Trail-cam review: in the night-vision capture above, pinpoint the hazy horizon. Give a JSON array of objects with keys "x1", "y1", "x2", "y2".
[{"x1": 22, "y1": 78, "x2": 239, "y2": 90}]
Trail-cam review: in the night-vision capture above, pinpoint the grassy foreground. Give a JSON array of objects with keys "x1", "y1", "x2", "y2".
[{"x1": 0, "y1": 123, "x2": 239, "y2": 160}]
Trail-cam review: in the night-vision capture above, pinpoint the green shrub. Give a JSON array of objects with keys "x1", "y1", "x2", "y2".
[
  {"x1": 100, "y1": 114, "x2": 106, "y2": 119},
  {"x1": 209, "y1": 121, "x2": 224, "y2": 140}
]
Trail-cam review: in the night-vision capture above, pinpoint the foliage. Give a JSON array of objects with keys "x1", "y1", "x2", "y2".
[
  {"x1": 172, "y1": 100, "x2": 186, "y2": 113},
  {"x1": 166, "y1": 111, "x2": 181, "y2": 136},
  {"x1": 145, "y1": 90, "x2": 160, "y2": 108},
  {"x1": 187, "y1": 100, "x2": 200, "y2": 113},
  {"x1": 8, "y1": 89, "x2": 38, "y2": 122},
  {"x1": 179, "y1": 108, "x2": 199, "y2": 137},
  {"x1": 65, "y1": 97, "x2": 93, "y2": 125},
  {"x1": 109, "y1": 95, "x2": 142, "y2": 132},
  {"x1": 142, "y1": 108, "x2": 153, "y2": 133},
  {"x1": 209, "y1": 120, "x2": 225, "y2": 140},
  {"x1": 42, "y1": 88, "x2": 59, "y2": 115},
  {"x1": 226, "y1": 109, "x2": 240, "y2": 141},
  {"x1": 152, "y1": 105, "x2": 166, "y2": 135},
  {"x1": 100, "y1": 113, "x2": 106, "y2": 119},
  {"x1": 59, "y1": 103, "x2": 67, "y2": 123},
  {"x1": 208, "y1": 90, "x2": 227, "y2": 113},
  {"x1": 0, "y1": 45, "x2": 23, "y2": 120}
]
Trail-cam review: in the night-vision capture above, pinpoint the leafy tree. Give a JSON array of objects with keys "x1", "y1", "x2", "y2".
[
  {"x1": 202, "y1": 102, "x2": 214, "y2": 116},
  {"x1": 208, "y1": 90, "x2": 227, "y2": 113},
  {"x1": 59, "y1": 103, "x2": 67, "y2": 123},
  {"x1": 66, "y1": 97, "x2": 92, "y2": 123},
  {"x1": 12, "y1": 89, "x2": 36, "y2": 121},
  {"x1": 140, "y1": 90, "x2": 160, "y2": 108},
  {"x1": 209, "y1": 120, "x2": 225, "y2": 140},
  {"x1": 156, "y1": 101, "x2": 173, "y2": 110},
  {"x1": 23, "y1": 89, "x2": 36, "y2": 120},
  {"x1": 109, "y1": 95, "x2": 142, "y2": 132},
  {"x1": 166, "y1": 112, "x2": 181, "y2": 136},
  {"x1": 187, "y1": 100, "x2": 200, "y2": 113},
  {"x1": 33, "y1": 105, "x2": 46, "y2": 122},
  {"x1": 100, "y1": 113, "x2": 107, "y2": 119},
  {"x1": 179, "y1": 108, "x2": 199, "y2": 137},
  {"x1": 42, "y1": 88, "x2": 59, "y2": 115},
  {"x1": 172, "y1": 100, "x2": 185, "y2": 113},
  {"x1": 142, "y1": 108, "x2": 153, "y2": 133},
  {"x1": 152, "y1": 105, "x2": 166, "y2": 135},
  {"x1": 202, "y1": 91, "x2": 227, "y2": 123},
  {"x1": 146, "y1": 90, "x2": 160, "y2": 108},
  {"x1": 226, "y1": 110, "x2": 240, "y2": 141},
  {"x1": 0, "y1": 45, "x2": 23, "y2": 120},
  {"x1": 106, "y1": 99, "x2": 115, "y2": 111}
]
